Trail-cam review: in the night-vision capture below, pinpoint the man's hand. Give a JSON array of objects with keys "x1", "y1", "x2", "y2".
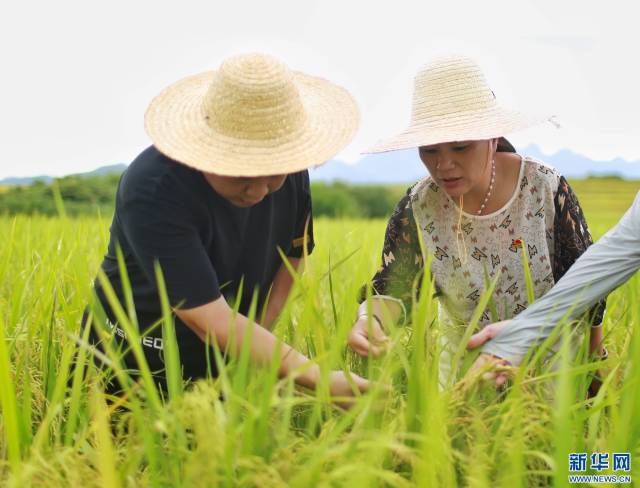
[
  {"x1": 327, "y1": 370, "x2": 370, "y2": 409},
  {"x1": 466, "y1": 320, "x2": 509, "y2": 350},
  {"x1": 467, "y1": 353, "x2": 512, "y2": 387},
  {"x1": 466, "y1": 321, "x2": 512, "y2": 387},
  {"x1": 348, "y1": 316, "x2": 389, "y2": 358}
]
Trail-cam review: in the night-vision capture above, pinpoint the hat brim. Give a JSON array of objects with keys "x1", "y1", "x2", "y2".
[
  {"x1": 145, "y1": 71, "x2": 359, "y2": 176},
  {"x1": 366, "y1": 106, "x2": 551, "y2": 153}
]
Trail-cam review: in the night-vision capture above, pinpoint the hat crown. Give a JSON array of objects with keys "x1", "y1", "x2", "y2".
[
  {"x1": 203, "y1": 53, "x2": 306, "y2": 140},
  {"x1": 410, "y1": 56, "x2": 497, "y2": 125}
]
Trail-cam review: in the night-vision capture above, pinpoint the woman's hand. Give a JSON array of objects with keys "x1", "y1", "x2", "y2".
[{"x1": 348, "y1": 316, "x2": 389, "y2": 357}]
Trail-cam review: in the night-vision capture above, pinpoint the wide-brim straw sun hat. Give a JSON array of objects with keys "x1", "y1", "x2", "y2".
[
  {"x1": 368, "y1": 55, "x2": 553, "y2": 153},
  {"x1": 145, "y1": 53, "x2": 359, "y2": 176}
]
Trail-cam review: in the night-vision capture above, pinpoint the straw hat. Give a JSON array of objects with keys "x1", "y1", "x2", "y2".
[
  {"x1": 368, "y1": 55, "x2": 552, "y2": 153},
  {"x1": 145, "y1": 53, "x2": 359, "y2": 176}
]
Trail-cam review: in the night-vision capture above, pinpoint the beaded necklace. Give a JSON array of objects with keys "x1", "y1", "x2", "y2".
[{"x1": 477, "y1": 158, "x2": 496, "y2": 215}]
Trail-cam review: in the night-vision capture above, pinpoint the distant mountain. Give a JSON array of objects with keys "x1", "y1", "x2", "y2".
[
  {"x1": 3, "y1": 148, "x2": 638, "y2": 187},
  {"x1": 310, "y1": 149, "x2": 425, "y2": 185},
  {"x1": 0, "y1": 164, "x2": 127, "y2": 186},
  {"x1": 0, "y1": 174, "x2": 54, "y2": 185},
  {"x1": 81, "y1": 164, "x2": 128, "y2": 177},
  {"x1": 310, "y1": 146, "x2": 640, "y2": 183},
  {"x1": 519, "y1": 145, "x2": 640, "y2": 179}
]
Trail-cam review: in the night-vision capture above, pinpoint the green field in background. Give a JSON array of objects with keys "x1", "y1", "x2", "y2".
[{"x1": 567, "y1": 178, "x2": 638, "y2": 237}]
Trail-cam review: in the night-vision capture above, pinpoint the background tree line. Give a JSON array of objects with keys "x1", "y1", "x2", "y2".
[{"x1": 0, "y1": 173, "x2": 409, "y2": 219}]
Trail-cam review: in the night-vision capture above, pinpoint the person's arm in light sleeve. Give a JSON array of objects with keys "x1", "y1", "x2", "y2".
[{"x1": 480, "y1": 191, "x2": 640, "y2": 365}]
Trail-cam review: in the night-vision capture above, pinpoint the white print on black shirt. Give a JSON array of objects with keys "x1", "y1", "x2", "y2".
[{"x1": 106, "y1": 318, "x2": 164, "y2": 350}]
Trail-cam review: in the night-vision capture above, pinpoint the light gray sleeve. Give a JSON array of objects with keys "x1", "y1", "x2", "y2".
[{"x1": 482, "y1": 191, "x2": 640, "y2": 365}]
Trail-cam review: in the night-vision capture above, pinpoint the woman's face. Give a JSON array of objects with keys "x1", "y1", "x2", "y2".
[
  {"x1": 203, "y1": 173, "x2": 287, "y2": 207},
  {"x1": 419, "y1": 140, "x2": 494, "y2": 199}
]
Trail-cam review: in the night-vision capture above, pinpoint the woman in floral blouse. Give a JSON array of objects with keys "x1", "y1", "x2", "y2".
[{"x1": 348, "y1": 55, "x2": 605, "y2": 387}]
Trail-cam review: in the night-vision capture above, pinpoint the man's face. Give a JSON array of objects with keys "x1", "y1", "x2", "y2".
[{"x1": 203, "y1": 172, "x2": 287, "y2": 207}]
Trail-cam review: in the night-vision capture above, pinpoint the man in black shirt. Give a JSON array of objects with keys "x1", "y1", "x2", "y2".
[{"x1": 88, "y1": 53, "x2": 367, "y2": 403}]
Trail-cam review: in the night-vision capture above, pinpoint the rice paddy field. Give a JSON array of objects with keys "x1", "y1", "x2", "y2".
[{"x1": 0, "y1": 179, "x2": 638, "y2": 487}]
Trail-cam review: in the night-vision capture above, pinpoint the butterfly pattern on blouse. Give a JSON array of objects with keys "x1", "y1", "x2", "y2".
[{"x1": 364, "y1": 158, "x2": 605, "y2": 334}]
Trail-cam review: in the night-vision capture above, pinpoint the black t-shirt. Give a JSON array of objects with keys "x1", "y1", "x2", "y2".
[{"x1": 92, "y1": 146, "x2": 314, "y2": 385}]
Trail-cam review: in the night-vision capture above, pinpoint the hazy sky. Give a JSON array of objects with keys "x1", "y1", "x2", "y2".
[{"x1": 2, "y1": 0, "x2": 639, "y2": 178}]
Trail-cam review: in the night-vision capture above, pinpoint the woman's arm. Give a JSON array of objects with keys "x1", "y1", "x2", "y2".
[
  {"x1": 551, "y1": 176, "x2": 606, "y2": 327},
  {"x1": 349, "y1": 192, "x2": 421, "y2": 356},
  {"x1": 348, "y1": 298, "x2": 403, "y2": 357},
  {"x1": 479, "y1": 191, "x2": 640, "y2": 364}
]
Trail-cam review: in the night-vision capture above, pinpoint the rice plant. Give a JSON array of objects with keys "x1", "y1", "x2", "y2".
[{"x1": 0, "y1": 182, "x2": 638, "y2": 486}]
